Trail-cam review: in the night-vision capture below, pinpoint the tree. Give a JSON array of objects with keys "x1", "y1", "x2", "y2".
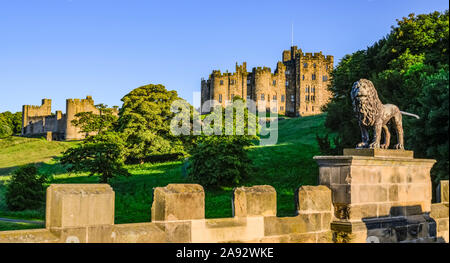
[
  {"x1": 188, "y1": 135, "x2": 253, "y2": 188},
  {"x1": 187, "y1": 97, "x2": 258, "y2": 188},
  {"x1": 5, "y1": 165, "x2": 46, "y2": 211},
  {"x1": 71, "y1": 103, "x2": 118, "y2": 136},
  {"x1": 0, "y1": 111, "x2": 21, "y2": 137},
  {"x1": 60, "y1": 132, "x2": 130, "y2": 183},
  {"x1": 117, "y1": 84, "x2": 188, "y2": 163}
]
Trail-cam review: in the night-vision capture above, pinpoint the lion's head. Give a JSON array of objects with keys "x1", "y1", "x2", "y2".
[{"x1": 351, "y1": 79, "x2": 383, "y2": 127}]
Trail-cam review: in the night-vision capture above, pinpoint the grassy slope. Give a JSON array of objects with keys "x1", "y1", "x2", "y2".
[
  {"x1": 0, "y1": 136, "x2": 76, "y2": 176},
  {"x1": 0, "y1": 114, "x2": 329, "y2": 230}
]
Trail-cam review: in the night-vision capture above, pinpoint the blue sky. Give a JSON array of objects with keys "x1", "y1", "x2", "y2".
[{"x1": 0, "y1": 0, "x2": 448, "y2": 112}]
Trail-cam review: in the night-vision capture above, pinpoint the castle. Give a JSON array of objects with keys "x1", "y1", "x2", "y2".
[
  {"x1": 201, "y1": 46, "x2": 333, "y2": 116},
  {"x1": 21, "y1": 96, "x2": 117, "y2": 140}
]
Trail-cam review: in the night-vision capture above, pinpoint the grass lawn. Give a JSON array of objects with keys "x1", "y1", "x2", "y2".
[{"x1": 0, "y1": 114, "x2": 332, "y2": 230}]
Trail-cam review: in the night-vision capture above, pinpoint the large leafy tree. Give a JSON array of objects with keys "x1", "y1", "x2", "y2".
[
  {"x1": 322, "y1": 10, "x2": 449, "y2": 183},
  {"x1": 117, "y1": 84, "x2": 189, "y2": 163}
]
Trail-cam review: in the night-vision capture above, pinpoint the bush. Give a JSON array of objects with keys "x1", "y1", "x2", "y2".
[
  {"x1": 5, "y1": 165, "x2": 46, "y2": 211},
  {"x1": 188, "y1": 136, "x2": 253, "y2": 188},
  {"x1": 61, "y1": 132, "x2": 130, "y2": 183}
]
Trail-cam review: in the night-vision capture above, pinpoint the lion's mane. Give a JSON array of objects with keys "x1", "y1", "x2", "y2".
[{"x1": 351, "y1": 79, "x2": 383, "y2": 127}]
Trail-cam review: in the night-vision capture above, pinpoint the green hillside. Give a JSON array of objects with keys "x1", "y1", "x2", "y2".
[
  {"x1": 0, "y1": 137, "x2": 77, "y2": 176},
  {"x1": 0, "y1": 114, "x2": 331, "y2": 230}
]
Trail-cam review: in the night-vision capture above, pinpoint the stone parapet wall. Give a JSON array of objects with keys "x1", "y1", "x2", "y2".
[{"x1": 0, "y1": 184, "x2": 335, "y2": 243}]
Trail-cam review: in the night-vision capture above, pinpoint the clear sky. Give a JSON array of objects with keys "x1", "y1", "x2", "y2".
[{"x1": 0, "y1": 0, "x2": 448, "y2": 112}]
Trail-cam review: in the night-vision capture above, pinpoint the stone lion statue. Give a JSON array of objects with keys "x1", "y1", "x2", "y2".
[{"x1": 350, "y1": 79, "x2": 419, "y2": 150}]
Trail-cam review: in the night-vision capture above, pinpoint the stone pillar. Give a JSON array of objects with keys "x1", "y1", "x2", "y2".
[
  {"x1": 45, "y1": 184, "x2": 115, "y2": 243},
  {"x1": 431, "y1": 180, "x2": 449, "y2": 242},
  {"x1": 314, "y1": 149, "x2": 437, "y2": 243},
  {"x1": 233, "y1": 185, "x2": 276, "y2": 217},
  {"x1": 151, "y1": 184, "x2": 205, "y2": 242}
]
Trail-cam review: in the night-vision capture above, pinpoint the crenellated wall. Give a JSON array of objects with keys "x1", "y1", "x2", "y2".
[
  {"x1": 21, "y1": 96, "x2": 117, "y2": 141},
  {"x1": 0, "y1": 184, "x2": 335, "y2": 243},
  {"x1": 0, "y1": 179, "x2": 448, "y2": 243}
]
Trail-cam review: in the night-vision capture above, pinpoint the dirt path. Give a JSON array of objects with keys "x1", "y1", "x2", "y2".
[{"x1": 0, "y1": 217, "x2": 44, "y2": 225}]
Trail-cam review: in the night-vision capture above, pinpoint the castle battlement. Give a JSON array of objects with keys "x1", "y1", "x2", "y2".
[{"x1": 22, "y1": 95, "x2": 113, "y2": 140}]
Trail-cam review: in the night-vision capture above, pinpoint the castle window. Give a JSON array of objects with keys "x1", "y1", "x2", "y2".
[
  {"x1": 220, "y1": 80, "x2": 224, "y2": 85},
  {"x1": 280, "y1": 106, "x2": 284, "y2": 111},
  {"x1": 230, "y1": 80, "x2": 235, "y2": 85},
  {"x1": 247, "y1": 95, "x2": 251, "y2": 100},
  {"x1": 261, "y1": 94, "x2": 265, "y2": 101},
  {"x1": 273, "y1": 80, "x2": 276, "y2": 86},
  {"x1": 290, "y1": 95, "x2": 294, "y2": 102},
  {"x1": 247, "y1": 79, "x2": 251, "y2": 84},
  {"x1": 306, "y1": 105, "x2": 308, "y2": 111},
  {"x1": 231, "y1": 94, "x2": 234, "y2": 100},
  {"x1": 312, "y1": 87, "x2": 315, "y2": 93},
  {"x1": 305, "y1": 87, "x2": 308, "y2": 93},
  {"x1": 323, "y1": 75, "x2": 328, "y2": 82},
  {"x1": 286, "y1": 69, "x2": 290, "y2": 74},
  {"x1": 219, "y1": 94, "x2": 222, "y2": 103},
  {"x1": 303, "y1": 63, "x2": 308, "y2": 68},
  {"x1": 312, "y1": 95, "x2": 315, "y2": 101},
  {"x1": 326, "y1": 65, "x2": 328, "y2": 70},
  {"x1": 273, "y1": 95, "x2": 277, "y2": 101},
  {"x1": 313, "y1": 63, "x2": 316, "y2": 68},
  {"x1": 312, "y1": 106, "x2": 315, "y2": 112},
  {"x1": 281, "y1": 95, "x2": 285, "y2": 102},
  {"x1": 302, "y1": 75, "x2": 305, "y2": 80},
  {"x1": 312, "y1": 74, "x2": 316, "y2": 80},
  {"x1": 285, "y1": 81, "x2": 289, "y2": 87},
  {"x1": 297, "y1": 75, "x2": 300, "y2": 81}
]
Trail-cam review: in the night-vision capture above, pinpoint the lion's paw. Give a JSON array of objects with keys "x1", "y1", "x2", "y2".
[
  {"x1": 380, "y1": 144, "x2": 389, "y2": 149},
  {"x1": 394, "y1": 144, "x2": 404, "y2": 150},
  {"x1": 369, "y1": 142, "x2": 380, "y2": 149},
  {"x1": 356, "y1": 142, "x2": 368, "y2": 148}
]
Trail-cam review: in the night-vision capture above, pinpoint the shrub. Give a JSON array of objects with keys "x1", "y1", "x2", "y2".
[
  {"x1": 5, "y1": 165, "x2": 46, "y2": 211},
  {"x1": 60, "y1": 132, "x2": 130, "y2": 183},
  {"x1": 188, "y1": 136, "x2": 253, "y2": 188}
]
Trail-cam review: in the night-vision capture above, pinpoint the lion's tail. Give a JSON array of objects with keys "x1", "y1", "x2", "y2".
[{"x1": 400, "y1": 111, "x2": 420, "y2": 119}]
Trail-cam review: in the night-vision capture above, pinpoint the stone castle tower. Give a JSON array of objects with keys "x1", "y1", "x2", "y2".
[
  {"x1": 22, "y1": 96, "x2": 117, "y2": 140},
  {"x1": 201, "y1": 46, "x2": 333, "y2": 116}
]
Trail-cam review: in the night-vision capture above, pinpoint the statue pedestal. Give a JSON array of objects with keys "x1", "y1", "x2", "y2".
[{"x1": 314, "y1": 149, "x2": 437, "y2": 243}]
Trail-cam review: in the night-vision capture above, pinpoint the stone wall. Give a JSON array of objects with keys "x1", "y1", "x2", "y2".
[
  {"x1": 0, "y1": 179, "x2": 448, "y2": 243},
  {"x1": 431, "y1": 180, "x2": 449, "y2": 242},
  {"x1": 0, "y1": 184, "x2": 334, "y2": 243}
]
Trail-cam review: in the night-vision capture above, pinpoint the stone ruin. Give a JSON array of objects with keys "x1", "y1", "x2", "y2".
[{"x1": 21, "y1": 96, "x2": 118, "y2": 141}]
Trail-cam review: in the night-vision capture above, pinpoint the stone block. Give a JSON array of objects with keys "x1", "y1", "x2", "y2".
[
  {"x1": 348, "y1": 204, "x2": 378, "y2": 220},
  {"x1": 263, "y1": 216, "x2": 308, "y2": 236},
  {"x1": 343, "y1": 148, "x2": 413, "y2": 158},
  {"x1": 297, "y1": 185, "x2": 332, "y2": 213},
  {"x1": 151, "y1": 184, "x2": 205, "y2": 221},
  {"x1": 330, "y1": 184, "x2": 351, "y2": 204},
  {"x1": 111, "y1": 223, "x2": 167, "y2": 243},
  {"x1": 45, "y1": 184, "x2": 115, "y2": 229},
  {"x1": 233, "y1": 185, "x2": 276, "y2": 217},
  {"x1": 441, "y1": 180, "x2": 449, "y2": 204}
]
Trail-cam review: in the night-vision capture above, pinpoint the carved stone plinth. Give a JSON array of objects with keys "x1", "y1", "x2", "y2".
[{"x1": 314, "y1": 149, "x2": 440, "y2": 243}]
